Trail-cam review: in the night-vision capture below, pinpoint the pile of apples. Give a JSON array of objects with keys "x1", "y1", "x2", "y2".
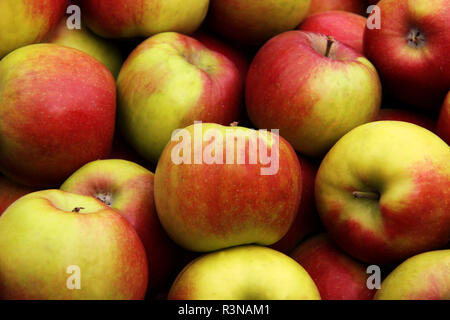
[{"x1": 0, "y1": 0, "x2": 448, "y2": 300}]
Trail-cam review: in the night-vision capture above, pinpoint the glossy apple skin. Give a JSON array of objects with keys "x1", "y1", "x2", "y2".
[
  {"x1": 117, "y1": 32, "x2": 242, "y2": 163},
  {"x1": 316, "y1": 121, "x2": 450, "y2": 264},
  {"x1": 207, "y1": 0, "x2": 311, "y2": 45},
  {"x1": 0, "y1": 0, "x2": 66, "y2": 58},
  {"x1": 78, "y1": 0, "x2": 209, "y2": 38},
  {"x1": 437, "y1": 92, "x2": 450, "y2": 145},
  {"x1": 0, "y1": 44, "x2": 116, "y2": 188},
  {"x1": 291, "y1": 234, "x2": 375, "y2": 300},
  {"x1": 0, "y1": 190, "x2": 148, "y2": 300},
  {"x1": 0, "y1": 176, "x2": 35, "y2": 216},
  {"x1": 60, "y1": 159, "x2": 181, "y2": 292},
  {"x1": 155, "y1": 123, "x2": 302, "y2": 252},
  {"x1": 376, "y1": 108, "x2": 436, "y2": 132},
  {"x1": 299, "y1": 11, "x2": 366, "y2": 54},
  {"x1": 271, "y1": 156, "x2": 321, "y2": 253},
  {"x1": 375, "y1": 250, "x2": 450, "y2": 300},
  {"x1": 169, "y1": 245, "x2": 321, "y2": 300},
  {"x1": 246, "y1": 31, "x2": 381, "y2": 157},
  {"x1": 309, "y1": 0, "x2": 365, "y2": 15},
  {"x1": 46, "y1": 19, "x2": 123, "y2": 78},
  {"x1": 364, "y1": 0, "x2": 450, "y2": 110}
]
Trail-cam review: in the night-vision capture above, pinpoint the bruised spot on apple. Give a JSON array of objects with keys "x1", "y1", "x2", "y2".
[{"x1": 316, "y1": 121, "x2": 450, "y2": 264}]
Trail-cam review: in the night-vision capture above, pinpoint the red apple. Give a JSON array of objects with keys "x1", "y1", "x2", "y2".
[
  {"x1": 376, "y1": 109, "x2": 436, "y2": 132},
  {"x1": 364, "y1": 0, "x2": 450, "y2": 110},
  {"x1": 271, "y1": 156, "x2": 322, "y2": 254},
  {"x1": 207, "y1": 0, "x2": 311, "y2": 45},
  {"x1": 0, "y1": 176, "x2": 35, "y2": 216},
  {"x1": 437, "y1": 92, "x2": 450, "y2": 145},
  {"x1": 0, "y1": 44, "x2": 116, "y2": 187},
  {"x1": 299, "y1": 11, "x2": 367, "y2": 54},
  {"x1": 308, "y1": 0, "x2": 365, "y2": 15},
  {"x1": 291, "y1": 234, "x2": 375, "y2": 300},
  {"x1": 246, "y1": 31, "x2": 381, "y2": 157}
]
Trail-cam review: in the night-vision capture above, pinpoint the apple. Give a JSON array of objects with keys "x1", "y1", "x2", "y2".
[
  {"x1": 291, "y1": 234, "x2": 375, "y2": 300},
  {"x1": 46, "y1": 18, "x2": 123, "y2": 78},
  {"x1": 298, "y1": 11, "x2": 367, "y2": 54},
  {"x1": 78, "y1": 0, "x2": 209, "y2": 39},
  {"x1": 374, "y1": 250, "x2": 450, "y2": 300},
  {"x1": 60, "y1": 159, "x2": 181, "y2": 292},
  {"x1": 308, "y1": 0, "x2": 365, "y2": 15},
  {"x1": 363, "y1": 0, "x2": 450, "y2": 110},
  {"x1": 0, "y1": 44, "x2": 116, "y2": 188},
  {"x1": 246, "y1": 31, "x2": 381, "y2": 157},
  {"x1": 271, "y1": 156, "x2": 322, "y2": 254},
  {"x1": 168, "y1": 245, "x2": 321, "y2": 300},
  {"x1": 376, "y1": 108, "x2": 436, "y2": 132},
  {"x1": 207, "y1": 0, "x2": 311, "y2": 45},
  {"x1": 0, "y1": 0, "x2": 66, "y2": 58},
  {"x1": 437, "y1": 91, "x2": 450, "y2": 145},
  {"x1": 154, "y1": 122, "x2": 302, "y2": 252},
  {"x1": 315, "y1": 121, "x2": 450, "y2": 264},
  {"x1": 0, "y1": 176, "x2": 35, "y2": 216},
  {"x1": 0, "y1": 189, "x2": 148, "y2": 299},
  {"x1": 117, "y1": 32, "x2": 243, "y2": 163}
]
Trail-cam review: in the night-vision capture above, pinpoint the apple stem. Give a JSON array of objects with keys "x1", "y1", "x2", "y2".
[
  {"x1": 72, "y1": 207, "x2": 85, "y2": 213},
  {"x1": 353, "y1": 191, "x2": 380, "y2": 201},
  {"x1": 325, "y1": 36, "x2": 334, "y2": 58}
]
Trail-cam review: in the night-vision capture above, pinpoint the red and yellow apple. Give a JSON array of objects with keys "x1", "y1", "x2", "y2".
[
  {"x1": 364, "y1": 0, "x2": 450, "y2": 110},
  {"x1": 437, "y1": 91, "x2": 450, "y2": 145},
  {"x1": 0, "y1": 44, "x2": 116, "y2": 187},
  {"x1": 154, "y1": 122, "x2": 302, "y2": 252},
  {"x1": 308, "y1": 0, "x2": 365, "y2": 15},
  {"x1": 207, "y1": 0, "x2": 311, "y2": 45},
  {"x1": 315, "y1": 121, "x2": 450, "y2": 264},
  {"x1": 0, "y1": 189, "x2": 148, "y2": 299},
  {"x1": 246, "y1": 31, "x2": 381, "y2": 157},
  {"x1": 291, "y1": 234, "x2": 375, "y2": 300},
  {"x1": 78, "y1": 0, "x2": 209, "y2": 38},
  {"x1": 117, "y1": 32, "x2": 242, "y2": 163},
  {"x1": 0, "y1": 176, "x2": 35, "y2": 216},
  {"x1": 168, "y1": 245, "x2": 321, "y2": 300},
  {"x1": 0, "y1": 0, "x2": 66, "y2": 58}
]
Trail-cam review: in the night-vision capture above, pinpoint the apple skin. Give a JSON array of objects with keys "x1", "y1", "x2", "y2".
[
  {"x1": 0, "y1": 176, "x2": 35, "y2": 217},
  {"x1": 60, "y1": 159, "x2": 181, "y2": 292},
  {"x1": 46, "y1": 18, "x2": 123, "y2": 78},
  {"x1": 363, "y1": 0, "x2": 450, "y2": 110},
  {"x1": 0, "y1": 44, "x2": 116, "y2": 188},
  {"x1": 154, "y1": 123, "x2": 302, "y2": 252},
  {"x1": 271, "y1": 156, "x2": 321, "y2": 254},
  {"x1": 0, "y1": 0, "x2": 66, "y2": 58},
  {"x1": 0, "y1": 189, "x2": 148, "y2": 300},
  {"x1": 78, "y1": 0, "x2": 209, "y2": 39},
  {"x1": 298, "y1": 11, "x2": 367, "y2": 54},
  {"x1": 291, "y1": 234, "x2": 375, "y2": 300},
  {"x1": 246, "y1": 31, "x2": 381, "y2": 157},
  {"x1": 375, "y1": 250, "x2": 450, "y2": 300},
  {"x1": 117, "y1": 32, "x2": 242, "y2": 163},
  {"x1": 207, "y1": 0, "x2": 311, "y2": 45},
  {"x1": 168, "y1": 245, "x2": 321, "y2": 300},
  {"x1": 376, "y1": 108, "x2": 436, "y2": 132},
  {"x1": 309, "y1": 0, "x2": 365, "y2": 15},
  {"x1": 437, "y1": 92, "x2": 450, "y2": 145},
  {"x1": 315, "y1": 121, "x2": 450, "y2": 264}
]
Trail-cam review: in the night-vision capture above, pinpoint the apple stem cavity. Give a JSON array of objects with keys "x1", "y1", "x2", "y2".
[
  {"x1": 353, "y1": 191, "x2": 380, "y2": 201},
  {"x1": 325, "y1": 36, "x2": 335, "y2": 58},
  {"x1": 72, "y1": 207, "x2": 85, "y2": 213}
]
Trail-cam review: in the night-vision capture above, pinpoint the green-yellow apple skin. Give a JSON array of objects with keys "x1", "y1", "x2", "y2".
[
  {"x1": 0, "y1": 190, "x2": 148, "y2": 300},
  {"x1": 78, "y1": 0, "x2": 209, "y2": 38},
  {"x1": 60, "y1": 159, "x2": 182, "y2": 292},
  {"x1": 0, "y1": 0, "x2": 66, "y2": 58},
  {"x1": 155, "y1": 123, "x2": 302, "y2": 252},
  {"x1": 117, "y1": 32, "x2": 242, "y2": 163},
  {"x1": 207, "y1": 0, "x2": 311, "y2": 45},
  {"x1": 315, "y1": 121, "x2": 450, "y2": 264},
  {"x1": 46, "y1": 19, "x2": 123, "y2": 78},
  {"x1": 168, "y1": 245, "x2": 321, "y2": 300},
  {"x1": 374, "y1": 250, "x2": 450, "y2": 300},
  {"x1": 246, "y1": 31, "x2": 381, "y2": 157}
]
